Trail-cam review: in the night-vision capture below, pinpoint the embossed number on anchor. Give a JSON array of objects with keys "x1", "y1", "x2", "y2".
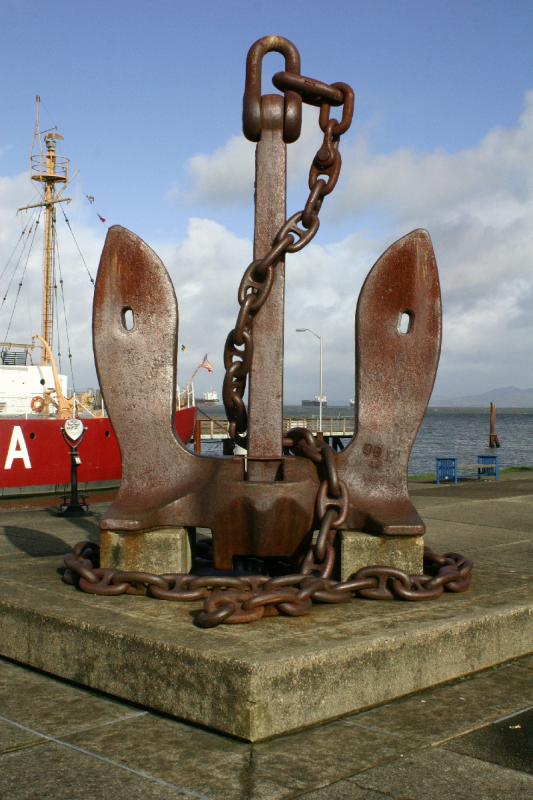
[{"x1": 362, "y1": 442, "x2": 399, "y2": 463}]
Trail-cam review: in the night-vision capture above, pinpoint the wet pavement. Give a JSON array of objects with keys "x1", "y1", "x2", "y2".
[
  {"x1": 0, "y1": 473, "x2": 531, "y2": 798},
  {"x1": 0, "y1": 655, "x2": 531, "y2": 799}
]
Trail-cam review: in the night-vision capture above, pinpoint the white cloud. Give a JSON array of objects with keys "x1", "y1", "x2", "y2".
[
  {"x1": 176, "y1": 91, "x2": 533, "y2": 400},
  {"x1": 163, "y1": 218, "x2": 251, "y2": 385},
  {"x1": 332, "y1": 93, "x2": 533, "y2": 312},
  {"x1": 155, "y1": 222, "x2": 377, "y2": 402},
  {"x1": 1, "y1": 92, "x2": 532, "y2": 405},
  {"x1": 185, "y1": 135, "x2": 253, "y2": 206},
  {"x1": 182, "y1": 106, "x2": 324, "y2": 207}
]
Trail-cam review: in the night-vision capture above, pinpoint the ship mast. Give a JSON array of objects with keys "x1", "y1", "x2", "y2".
[{"x1": 18, "y1": 98, "x2": 70, "y2": 366}]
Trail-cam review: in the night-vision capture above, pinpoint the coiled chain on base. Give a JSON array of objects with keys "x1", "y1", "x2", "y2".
[
  {"x1": 62, "y1": 433, "x2": 473, "y2": 628},
  {"x1": 63, "y1": 539, "x2": 473, "y2": 628}
]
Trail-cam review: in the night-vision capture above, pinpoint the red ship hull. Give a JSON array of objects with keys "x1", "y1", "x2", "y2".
[{"x1": 0, "y1": 408, "x2": 196, "y2": 490}]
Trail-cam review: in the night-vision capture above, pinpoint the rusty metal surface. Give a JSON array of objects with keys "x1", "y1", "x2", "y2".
[
  {"x1": 243, "y1": 35, "x2": 301, "y2": 143},
  {"x1": 246, "y1": 93, "x2": 286, "y2": 481},
  {"x1": 85, "y1": 36, "x2": 465, "y2": 614},
  {"x1": 222, "y1": 58, "x2": 354, "y2": 449},
  {"x1": 337, "y1": 229, "x2": 441, "y2": 535}
]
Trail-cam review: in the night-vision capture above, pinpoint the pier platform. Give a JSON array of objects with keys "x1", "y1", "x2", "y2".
[
  {"x1": 196, "y1": 415, "x2": 356, "y2": 440},
  {"x1": 0, "y1": 474, "x2": 531, "y2": 745}
]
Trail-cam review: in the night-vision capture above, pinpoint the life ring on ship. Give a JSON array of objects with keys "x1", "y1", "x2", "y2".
[{"x1": 31, "y1": 395, "x2": 44, "y2": 413}]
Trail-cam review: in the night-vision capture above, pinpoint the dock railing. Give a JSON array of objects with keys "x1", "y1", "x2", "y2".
[{"x1": 195, "y1": 416, "x2": 355, "y2": 441}]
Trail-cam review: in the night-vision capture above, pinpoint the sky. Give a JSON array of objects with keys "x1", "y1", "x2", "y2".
[{"x1": 0, "y1": 0, "x2": 532, "y2": 404}]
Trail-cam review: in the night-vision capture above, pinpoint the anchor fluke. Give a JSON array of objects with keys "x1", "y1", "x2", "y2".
[
  {"x1": 338, "y1": 228, "x2": 441, "y2": 534},
  {"x1": 93, "y1": 226, "x2": 200, "y2": 519}
]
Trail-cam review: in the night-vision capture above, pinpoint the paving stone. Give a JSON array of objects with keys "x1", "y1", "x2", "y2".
[
  {"x1": 250, "y1": 720, "x2": 415, "y2": 794},
  {"x1": 0, "y1": 741, "x2": 192, "y2": 800},
  {"x1": 64, "y1": 713, "x2": 252, "y2": 799},
  {"x1": 349, "y1": 747, "x2": 533, "y2": 800},
  {"x1": 416, "y1": 496, "x2": 533, "y2": 533},
  {"x1": 297, "y1": 781, "x2": 390, "y2": 799},
  {"x1": 410, "y1": 476, "x2": 533, "y2": 502},
  {"x1": 0, "y1": 511, "x2": 99, "y2": 560},
  {"x1": 0, "y1": 718, "x2": 43, "y2": 754},
  {"x1": 479, "y1": 542, "x2": 533, "y2": 576},
  {"x1": 444, "y1": 707, "x2": 533, "y2": 774},
  {"x1": 0, "y1": 526, "x2": 98, "y2": 562},
  {"x1": 346, "y1": 662, "x2": 533, "y2": 744},
  {"x1": 422, "y1": 517, "x2": 530, "y2": 556},
  {"x1": 64, "y1": 713, "x2": 415, "y2": 800},
  {"x1": 0, "y1": 657, "x2": 143, "y2": 737}
]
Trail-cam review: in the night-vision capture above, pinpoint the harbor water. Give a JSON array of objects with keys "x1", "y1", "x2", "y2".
[
  {"x1": 409, "y1": 408, "x2": 532, "y2": 475},
  {"x1": 199, "y1": 406, "x2": 533, "y2": 476}
]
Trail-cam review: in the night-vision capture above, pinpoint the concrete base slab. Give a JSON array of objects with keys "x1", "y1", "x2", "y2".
[
  {"x1": 0, "y1": 560, "x2": 529, "y2": 742},
  {"x1": 0, "y1": 478, "x2": 531, "y2": 742},
  {"x1": 100, "y1": 527, "x2": 191, "y2": 573}
]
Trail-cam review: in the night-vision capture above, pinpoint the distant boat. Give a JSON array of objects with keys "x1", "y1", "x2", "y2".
[
  {"x1": 197, "y1": 389, "x2": 219, "y2": 405},
  {"x1": 301, "y1": 395, "x2": 327, "y2": 407},
  {"x1": 349, "y1": 398, "x2": 355, "y2": 406}
]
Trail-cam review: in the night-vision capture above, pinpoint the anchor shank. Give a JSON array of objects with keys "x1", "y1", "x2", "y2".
[{"x1": 247, "y1": 94, "x2": 286, "y2": 481}]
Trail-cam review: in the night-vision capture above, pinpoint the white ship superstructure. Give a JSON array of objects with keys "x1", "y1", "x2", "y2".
[{"x1": 0, "y1": 344, "x2": 67, "y2": 416}]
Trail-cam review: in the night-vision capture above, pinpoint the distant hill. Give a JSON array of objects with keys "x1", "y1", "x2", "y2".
[{"x1": 430, "y1": 386, "x2": 533, "y2": 408}]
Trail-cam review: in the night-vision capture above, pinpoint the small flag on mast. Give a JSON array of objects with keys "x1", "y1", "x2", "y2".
[
  {"x1": 199, "y1": 354, "x2": 214, "y2": 373},
  {"x1": 86, "y1": 195, "x2": 107, "y2": 224}
]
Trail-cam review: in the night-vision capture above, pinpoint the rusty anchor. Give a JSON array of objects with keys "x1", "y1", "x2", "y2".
[{"x1": 92, "y1": 36, "x2": 441, "y2": 574}]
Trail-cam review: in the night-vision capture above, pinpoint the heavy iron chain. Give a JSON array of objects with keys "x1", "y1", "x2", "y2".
[
  {"x1": 223, "y1": 72, "x2": 355, "y2": 446},
  {"x1": 63, "y1": 431, "x2": 473, "y2": 628}
]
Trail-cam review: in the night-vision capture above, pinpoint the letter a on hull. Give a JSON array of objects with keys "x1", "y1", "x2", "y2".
[{"x1": 4, "y1": 426, "x2": 32, "y2": 470}]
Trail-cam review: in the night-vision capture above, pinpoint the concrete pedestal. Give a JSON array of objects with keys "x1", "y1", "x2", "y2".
[
  {"x1": 100, "y1": 528, "x2": 192, "y2": 573},
  {"x1": 337, "y1": 531, "x2": 424, "y2": 580},
  {"x1": 0, "y1": 477, "x2": 532, "y2": 742}
]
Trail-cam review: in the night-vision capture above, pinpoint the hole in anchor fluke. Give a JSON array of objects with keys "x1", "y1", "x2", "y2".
[
  {"x1": 122, "y1": 308, "x2": 135, "y2": 331},
  {"x1": 398, "y1": 311, "x2": 413, "y2": 335}
]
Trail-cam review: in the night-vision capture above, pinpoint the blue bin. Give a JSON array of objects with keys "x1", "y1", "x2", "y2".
[
  {"x1": 436, "y1": 457, "x2": 458, "y2": 484},
  {"x1": 477, "y1": 455, "x2": 499, "y2": 480}
]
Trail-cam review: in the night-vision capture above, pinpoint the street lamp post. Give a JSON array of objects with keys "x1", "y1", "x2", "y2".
[{"x1": 296, "y1": 328, "x2": 323, "y2": 433}]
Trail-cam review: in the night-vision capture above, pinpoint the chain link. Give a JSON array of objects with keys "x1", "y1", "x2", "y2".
[
  {"x1": 63, "y1": 538, "x2": 473, "y2": 627},
  {"x1": 223, "y1": 72, "x2": 355, "y2": 446}
]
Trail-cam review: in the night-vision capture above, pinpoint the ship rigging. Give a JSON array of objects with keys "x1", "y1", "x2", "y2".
[
  {"x1": 0, "y1": 99, "x2": 196, "y2": 492},
  {"x1": 0, "y1": 97, "x2": 96, "y2": 416}
]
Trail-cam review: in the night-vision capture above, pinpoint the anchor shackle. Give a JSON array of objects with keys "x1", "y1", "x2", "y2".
[{"x1": 243, "y1": 35, "x2": 302, "y2": 143}]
